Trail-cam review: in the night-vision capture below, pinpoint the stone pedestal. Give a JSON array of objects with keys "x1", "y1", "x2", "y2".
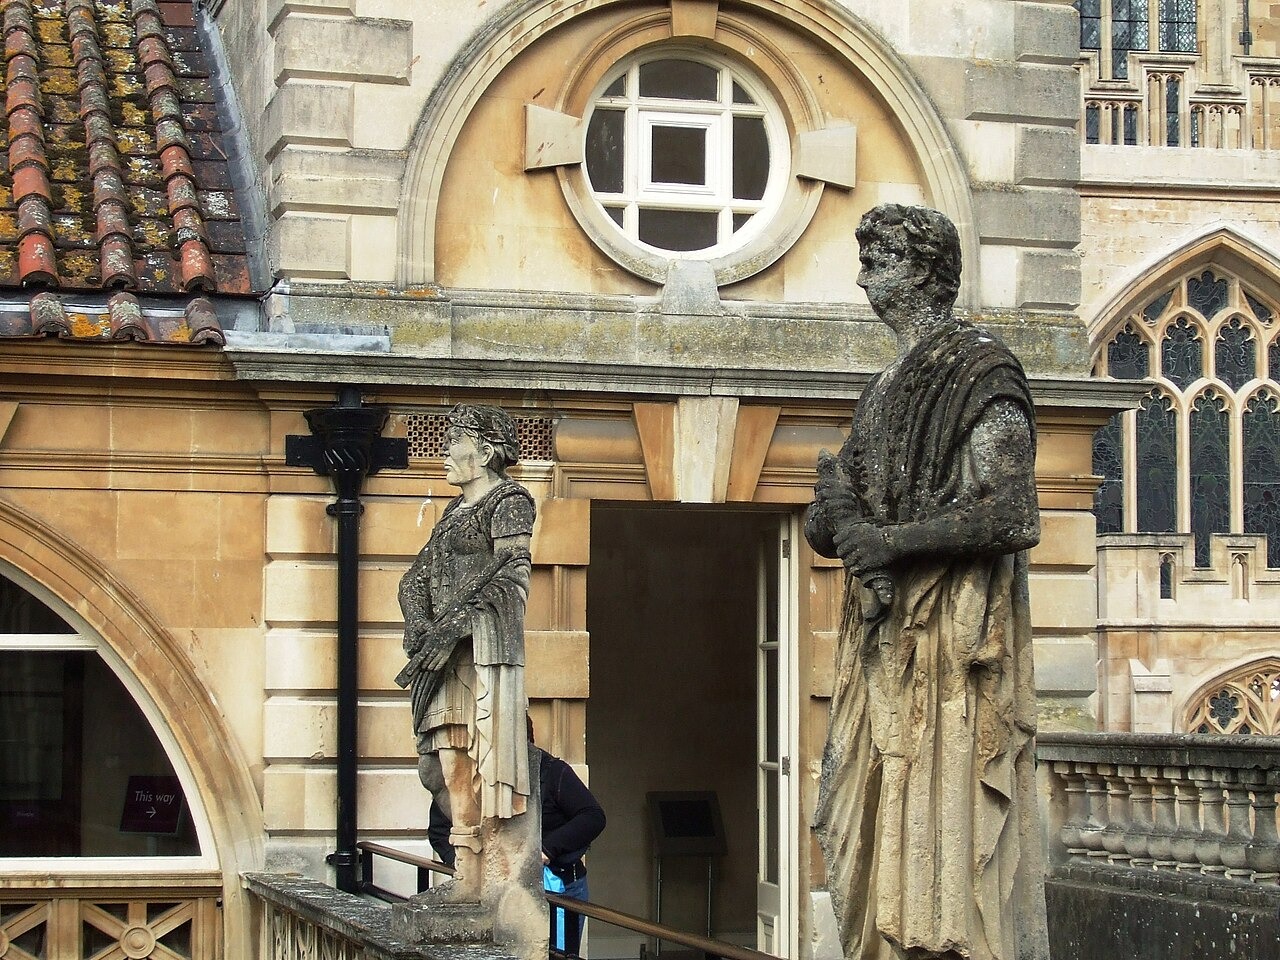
[{"x1": 391, "y1": 746, "x2": 547, "y2": 960}]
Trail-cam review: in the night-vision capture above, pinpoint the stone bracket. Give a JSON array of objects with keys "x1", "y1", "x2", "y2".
[
  {"x1": 524, "y1": 105, "x2": 585, "y2": 170},
  {"x1": 795, "y1": 125, "x2": 858, "y2": 189}
]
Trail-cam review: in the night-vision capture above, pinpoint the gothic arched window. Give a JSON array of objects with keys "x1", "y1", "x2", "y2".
[
  {"x1": 1093, "y1": 267, "x2": 1280, "y2": 568},
  {"x1": 1185, "y1": 658, "x2": 1280, "y2": 735}
]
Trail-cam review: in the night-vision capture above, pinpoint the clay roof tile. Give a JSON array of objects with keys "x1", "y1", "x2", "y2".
[
  {"x1": 28, "y1": 291, "x2": 67, "y2": 333},
  {"x1": 107, "y1": 290, "x2": 151, "y2": 339},
  {"x1": 0, "y1": 0, "x2": 252, "y2": 302}
]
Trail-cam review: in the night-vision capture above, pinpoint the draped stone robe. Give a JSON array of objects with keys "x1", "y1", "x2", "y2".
[
  {"x1": 399, "y1": 479, "x2": 535, "y2": 820},
  {"x1": 805, "y1": 321, "x2": 1050, "y2": 960}
]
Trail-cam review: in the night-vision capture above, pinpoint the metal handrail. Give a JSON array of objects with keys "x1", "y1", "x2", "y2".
[{"x1": 355, "y1": 841, "x2": 782, "y2": 960}]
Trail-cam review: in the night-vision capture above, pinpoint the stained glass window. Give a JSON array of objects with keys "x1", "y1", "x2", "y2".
[
  {"x1": 1215, "y1": 317, "x2": 1256, "y2": 391},
  {"x1": 1107, "y1": 325, "x2": 1150, "y2": 379},
  {"x1": 1245, "y1": 290, "x2": 1273, "y2": 325},
  {"x1": 1190, "y1": 391, "x2": 1230, "y2": 567},
  {"x1": 1187, "y1": 270, "x2": 1228, "y2": 317},
  {"x1": 1093, "y1": 414, "x2": 1124, "y2": 534},
  {"x1": 1185, "y1": 659, "x2": 1280, "y2": 734},
  {"x1": 1243, "y1": 391, "x2": 1280, "y2": 567},
  {"x1": 1144, "y1": 290, "x2": 1173, "y2": 324},
  {"x1": 1157, "y1": 0, "x2": 1197, "y2": 53},
  {"x1": 1161, "y1": 316, "x2": 1203, "y2": 388},
  {"x1": 1136, "y1": 391, "x2": 1177, "y2": 534},
  {"x1": 1097, "y1": 270, "x2": 1280, "y2": 574}
]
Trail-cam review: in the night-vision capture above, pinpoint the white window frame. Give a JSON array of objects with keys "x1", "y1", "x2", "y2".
[{"x1": 583, "y1": 52, "x2": 790, "y2": 261}]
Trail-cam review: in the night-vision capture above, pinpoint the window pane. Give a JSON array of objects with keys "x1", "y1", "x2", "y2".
[
  {"x1": 637, "y1": 208, "x2": 718, "y2": 251},
  {"x1": 1085, "y1": 104, "x2": 1100, "y2": 144},
  {"x1": 1136, "y1": 391, "x2": 1178, "y2": 534},
  {"x1": 585, "y1": 108, "x2": 625, "y2": 194},
  {"x1": 1187, "y1": 269, "x2": 1228, "y2": 317},
  {"x1": 650, "y1": 126, "x2": 706, "y2": 185},
  {"x1": 0, "y1": 650, "x2": 200, "y2": 856},
  {"x1": 0, "y1": 576, "x2": 74, "y2": 633},
  {"x1": 1190, "y1": 391, "x2": 1230, "y2": 567},
  {"x1": 1158, "y1": 0, "x2": 1197, "y2": 53},
  {"x1": 732, "y1": 212, "x2": 754, "y2": 232},
  {"x1": 1144, "y1": 289, "x2": 1174, "y2": 324},
  {"x1": 1161, "y1": 316, "x2": 1203, "y2": 388},
  {"x1": 1166, "y1": 77, "x2": 1181, "y2": 145},
  {"x1": 639, "y1": 59, "x2": 718, "y2": 100},
  {"x1": 602, "y1": 75, "x2": 626, "y2": 98},
  {"x1": 732, "y1": 81, "x2": 754, "y2": 104},
  {"x1": 604, "y1": 206, "x2": 624, "y2": 227},
  {"x1": 732, "y1": 116, "x2": 769, "y2": 200},
  {"x1": 1215, "y1": 317, "x2": 1257, "y2": 391},
  {"x1": 1093, "y1": 414, "x2": 1124, "y2": 534},
  {"x1": 1244, "y1": 392, "x2": 1280, "y2": 567},
  {"x1": 1245, "y1": 290, "x2": 1273, "y2": 326},
  {"x1": 1108, "y1": 326, "x2": 1150, "y2": 379}
]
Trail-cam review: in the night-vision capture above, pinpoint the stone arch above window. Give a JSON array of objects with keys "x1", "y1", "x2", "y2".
[
  {"x1": 1184, "y1": 658, "x2": 1280, "y2": 735},
  {"x1": 401, "y1": 0, "x2": 978, "y2": 295},
  {"x1": 1092, "y1": 259, "x2": 1280, "y2": 566}
]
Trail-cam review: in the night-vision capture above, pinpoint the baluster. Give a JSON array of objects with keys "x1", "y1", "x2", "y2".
[
  {"x1": 1053, "y1": 761, "x2": 1088, "y2": 860},
  {"x1": 1169, "y1": 766, "x2": 1201, "y2": 871},
  {"x1": 1076, "y1": 763, "x2": 1109, "y2": 858},
  {"x1": 1191, "y1": 766, "x2": 1228, "y2": 877},
  {"x1": 1100, "y1": 764, "x2": 1132, "y2": 866},
  {"x1": 1121, "y1": 765, "x2": 1154, "y2": 868},
  {"x1": 1147, "y1": 768, "x2": 1178, "y2": 869},
  {"x1": 1220, "y1": 770, "x2": 1254, "y2": 880},
  {"x1": 1244, "y1": 769, "x2": 1280, "y2": 884}
]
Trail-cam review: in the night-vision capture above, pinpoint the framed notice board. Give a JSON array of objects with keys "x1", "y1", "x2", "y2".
[{"x1": 646, "y1": 790, "x2": 727, "y2": 858}]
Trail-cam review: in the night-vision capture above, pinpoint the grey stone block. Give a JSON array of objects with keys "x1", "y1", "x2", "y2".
[
  {"x1": 1015, "y1": 125, "x2": 1081, "y2": 186},
  {"x1": 1014, "y1": 2, "x2": 1081, "y2": 65},
  {"x1": 1033, "y1": 637, "x2": 1098, "y2": 696},
  {"x1": 973, "y1": 186, "x2": 1080, "y2": 247},
  {"x1": 966, "y1": 62, "x2": 1078, "y2": 125},
  {"x1": 1019, "y1": 249, "x2": 1082, "y2": 310}
]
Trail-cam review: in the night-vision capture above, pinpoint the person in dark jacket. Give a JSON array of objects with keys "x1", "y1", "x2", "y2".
[
  {"x1": 427, "y1": 731, "x2": 605, "y2": 957},
  {"x1": 540, "y1": 747, "x2": 605, "y2": 956}
]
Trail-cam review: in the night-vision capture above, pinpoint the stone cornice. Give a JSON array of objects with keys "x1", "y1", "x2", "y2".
[{"x1": 222, "y1": 345, "x2": 1146, "y2": 412}]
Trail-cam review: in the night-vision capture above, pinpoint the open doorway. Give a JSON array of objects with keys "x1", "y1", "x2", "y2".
[{"x1": 585, "y1": 505, "x2": 796, "y2": 958}]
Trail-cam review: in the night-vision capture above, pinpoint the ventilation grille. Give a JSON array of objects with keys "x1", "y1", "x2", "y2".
[{"x1": 405, "y1": 413, "x2": 556, "y2": 462}]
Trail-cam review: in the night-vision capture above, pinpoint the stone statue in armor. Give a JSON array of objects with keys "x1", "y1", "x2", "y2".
[{"x1": 396, "y1": 403, "x2": 536, "y2": 902}]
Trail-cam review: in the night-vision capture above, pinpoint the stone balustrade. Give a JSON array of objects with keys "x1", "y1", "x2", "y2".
[{"x1": 1038, "y1": 732, "x2": 1280, "y2": 885}]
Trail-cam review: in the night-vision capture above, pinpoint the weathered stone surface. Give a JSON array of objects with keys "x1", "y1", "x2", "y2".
[
  {"x1": 806, "y1": 204, "x2": 1048, "y2": 960},
  {"x1": 973, "y1": 185, "x2": 1080, "y2": 247},
  {"x1": 394, "y1": 405, "x2": 546, "y2": 957},
  {"x1": 965, "y1": 62, "x2": 1078, "y2": 125},
  {"x1": 1015, "y1": 126, "x2": 1081, "y2": 186},
  {"x1": 273, "y1": 15, "x2": 413, "y2": 85},
  {"x1": 265, "y1": 84, "x2": 352, "y2": 156}
]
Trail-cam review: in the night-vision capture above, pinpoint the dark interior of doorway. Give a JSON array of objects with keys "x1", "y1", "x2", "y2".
[{"x1": 586, "y1": 505, "x2": 778, "y2": 957}]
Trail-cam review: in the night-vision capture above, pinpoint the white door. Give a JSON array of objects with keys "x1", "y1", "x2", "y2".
[{"x1": 756, "y1": 518, "x2": 799, "y2": 957}]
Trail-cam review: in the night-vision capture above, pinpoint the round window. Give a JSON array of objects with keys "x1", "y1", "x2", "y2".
[{"x1": 582, "y1": 54, "x2": 790, "y2": 261}]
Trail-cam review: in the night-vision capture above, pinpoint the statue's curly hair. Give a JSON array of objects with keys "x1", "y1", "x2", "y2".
[
  {"x1": 446, "y1": 403, "x2": 520, "y2": 471},
  {"x1": 855, "y1": 204, "x2": 962, "y2": 305}
]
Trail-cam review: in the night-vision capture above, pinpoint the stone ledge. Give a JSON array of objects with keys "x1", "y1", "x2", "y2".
[
  {"x1": 243, "y1": 872, "x2": 518, "y2": 960},
  {"x1": 1050, "y1": 860, "x2": 1280, "y2": 908}
]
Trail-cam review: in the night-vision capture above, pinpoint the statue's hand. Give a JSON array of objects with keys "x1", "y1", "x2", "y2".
[
  {"x1": 834, "y1": 522, "x2": 896, "y2": 576},
  {"x1": 814, "y1": 450, "x2": 855, "y2": 504},
  {"x1": 403, "y1": 630, "x2": 423, "y2": 656}
]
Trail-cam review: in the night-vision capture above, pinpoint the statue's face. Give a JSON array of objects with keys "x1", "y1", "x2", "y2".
[
  {"x1": 857, "y1": 237, "x2": 918, "y2": 319},
  {"x1": 443, "y1": 427, "x2": 492, "y2": 487}
]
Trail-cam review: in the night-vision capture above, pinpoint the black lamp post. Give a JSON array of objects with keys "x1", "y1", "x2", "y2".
[{"x1": 285, "y1": 386, "x2": 408, "y2": 893}]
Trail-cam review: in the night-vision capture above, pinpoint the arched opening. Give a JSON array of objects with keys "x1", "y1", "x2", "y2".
[
  {"x1": 0, "y1": 570, "x2": 211, "y2": 863},
  {"x1": 1183, "y1": 657, "x2": 1280, "y2": 735}
]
